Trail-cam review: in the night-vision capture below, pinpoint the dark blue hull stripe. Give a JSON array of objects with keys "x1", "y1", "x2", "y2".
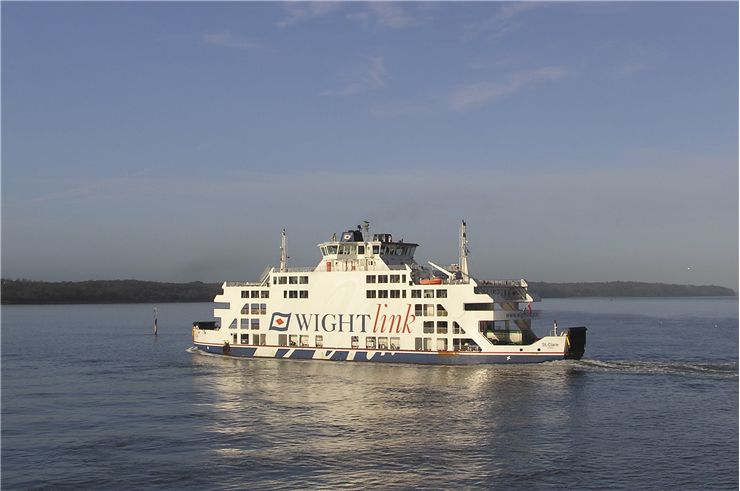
[{"x1": 193, "y1": 344, "x2": 563, "y2": 364}]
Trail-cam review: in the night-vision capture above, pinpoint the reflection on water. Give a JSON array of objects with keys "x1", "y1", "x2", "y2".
[{"x1": 190, "y1": 353, "x2": 581, "y2": 488}]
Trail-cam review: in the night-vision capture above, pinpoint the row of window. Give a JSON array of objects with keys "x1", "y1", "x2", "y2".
[
  {"x1": 414, "y1": 338, "x2": 481, "y2": 352},
  {"x1": 366, "y1": 274, "x2": 407, "y2": 284},
  {"x1": 228, "y1": 319, "x2": 261, "y2": 330},
  {"x1": 241, "y1": 290, "x2": 270, "y2": 299},
  {"x1": 274, "y1": 275, "x2": 309, "y2": 285},
  {"x1": 422, "y1": 320, "x2": 466, "y2": 334},
  {"x1": 283, "y1": 290, "x2": 309, "y2": 299},
  {"x1": 367, "y1": 290, "x2": 406, "y2": 299},
  {"x1": 241, "y1": 303, "x2": 267, "y2": 315},
  {"x1": 230, "y1": 334, "x2": 479, "y2": 351},
  {"x1": 413, "y1": 303, "x2": 448, "y2": 317},
  {"x1": 411, "y1": 289, "x2": 447, "y2": 298}
]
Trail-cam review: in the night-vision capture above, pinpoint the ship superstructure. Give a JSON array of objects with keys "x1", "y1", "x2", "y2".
[{"x1": 191, "y1": 222, "x2": 586, "y2": 364}]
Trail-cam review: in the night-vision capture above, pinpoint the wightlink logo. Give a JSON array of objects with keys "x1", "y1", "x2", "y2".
[{"x1": 268, "y1": 304, "x2": 416, "y2": 334}]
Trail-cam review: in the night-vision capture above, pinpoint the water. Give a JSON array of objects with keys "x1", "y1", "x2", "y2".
[{"x1": 2, "y1": 298, "x2": 737, "y2": 490}]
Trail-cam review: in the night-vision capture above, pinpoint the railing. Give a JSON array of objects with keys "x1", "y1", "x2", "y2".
[
  {"x1": 478, "y1": 279, "x2": 528, "y2": 287},
  {"x1": 224, "y1": 281, "x2": 262, "y2": 287}
]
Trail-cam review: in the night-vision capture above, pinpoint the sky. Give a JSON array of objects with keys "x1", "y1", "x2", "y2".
[{"x1": 2, "y1": 2, "x2": 738, "y2": 289}]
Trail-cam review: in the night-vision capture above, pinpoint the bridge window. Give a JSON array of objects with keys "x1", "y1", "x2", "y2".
[
  {"x1": 299, "y1": 276, "x2": 309, "y2": 284},
  {"x1": 289, "y1": 276, "x2": 298, "y2": 284},
  {"x1": 251, "y1": 290, "x2": 260, "y2": 298}
]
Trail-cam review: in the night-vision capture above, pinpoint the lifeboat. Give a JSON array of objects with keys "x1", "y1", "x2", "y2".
[{"x1": 419, "y1": 278, "x2": 443, "y2": 285}]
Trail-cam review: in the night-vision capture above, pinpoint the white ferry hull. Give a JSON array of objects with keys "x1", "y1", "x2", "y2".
[{"x1": 190, "y1": 223, "x2": 587, "y2": 365}]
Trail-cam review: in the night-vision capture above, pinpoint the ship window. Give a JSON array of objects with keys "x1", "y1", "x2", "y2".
[
  {"x1": 424, "y1": 304, "x2": 435, "y2": 316},
  {"x1": 241, "y1": 334, "x2": 249, "y2": 344},
  {"x1": 378, "y1": 337, "x2": 388, "y2": 349},
  {"x1": 378, "y1": 290, "x2": 389, "y2": 298},
  {"x1": 278, "y1": 334, "x2": 288, "y2": 346},
  {"x1": 437, "y1": 321, "x2": 448, "y2": 334},
  {"x1": 241, "y1": 319, "x2": 250, "y2": 329},
  {"x1": 390, "y1": 337, "x2": 400, "y2": 350},
  {"x1": 366, "y1": 290, "x2": 377, "y2": 298},
  {"x1": 437, "y1": 338, "x2": 448, "y2": 351},
  {"x1": 228, "y1": 319, "x2": 237, "y2": 329},
  {"x1": 241, "y1": 291, "x2": 249, "y2": 298},
  {"x1": 251, "y1": 319, "x2": 260, "y2": 330},
  {"x1": 479, "y1": 320, "x2": 494, "y2": 333},
  {"x1": 260, "y1": 303, "x2": 267, "y2": 315},
  {"x1": 253, "y1": 334, "x2": 260, "y2": 345},
  {"x1": 372, "y1": 245, "x2": 380, "y2": 254},
  {"x1": 423, "y1": 338, "x2": 433, "y2": 351},
  {"x1": 390, "y1": 290, "x2": 400, "y2": 298},
  {"x1": 437, "y1": 305, "x2": 448, "y2": 317},
  {"x1": 299, "y1": 276, "x2": 309, "y2": 284},
  {"x1": 261, "y1": 291, "x2": 269, "y2": 298},
  {"x1": 251, "y1": 303, "x2": 259, "y2": 313},
  {"x1": 424, "y1": 289, "x2": 434, "y2": 298},
  {"x1": 278, "y1": 276, "x2": 287, "y2": 285},
  {"x1": 366, "y1": 275, "x2": 376, "y2": 283},
  {"x1": 423, "y1": 321, "x2": 434, "y2": 334},
  {"x1": 411, "y1": 290, "x2": 421, "y2": 298},
  {"x1": 260, "y1": 334, "x2": 267, "y2": 345},
  {"x1": 464, "y1": 303, "x2": 494, "y2": 311},
  {"x1": 377, "y1": 275, "x2": 388, "y2": 283},
  {"x1": 289, "y1": 335, "x2": 298, "y2": 346},
  {"x1": 453, "y1": 321, "x2": 464, "y2": 334},
  {"x1": 402, "y1": 274, "x2": 406, "y2": 283},
  {"x1": 436, "y1": 289, "x2": 447, "y2": 298},
  {"x1": 366, "y1": 337, "x2": 376, "y2": 349},
  {"x1": 300, "y1": 335, "x2": 309, "y2": 347},
  {"x1": 283, "y1": 291, "x2": 288, "y2": 298},
  {"x1": 415, "y1": 304, "x2": 423, "y2": 316},
  {"x1": 390, "y1": 274, "x2": 400, "y2": 283},
  {"x1": 327, "y1": 245, "x2": 338, "y2": 254},
  {"x1": 251, "y1": 291, "x2": 260, "y2": 298},
  {"x1": 315, "y1": 335, "x2": 323, "y2": 347},
  {"x1": 402, "y1": 290, "x2": 406, "y2": 298},
  {"x1": 415, "y1": 338, "x2": 423, "y2": 350},
  {"x1": 241, "y1": 303, "x2": 249, "y2": 314},
  {"x1": 289, "y1": 290, "x2": 298, "y2": 299},
  {"x1": 320, "y1": 247, "x2": 327, "y2": 256},
  {"x1": 351, "y1": 336, "x2": 359, "y2": 348},
  {"x1": 299, "y1": 290, "x2": 308, "y2": 299},
  {"x1": 289, "y1": 276, "x2": 298, "y2": 284},
  {"x1": 358, "y1": 245, "x2": 365, "y2": 254}
]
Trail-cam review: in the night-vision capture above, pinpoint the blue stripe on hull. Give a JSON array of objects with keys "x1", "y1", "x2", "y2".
[{"x1": 193, "y1": 344, "x2": 563, "y2": 364}]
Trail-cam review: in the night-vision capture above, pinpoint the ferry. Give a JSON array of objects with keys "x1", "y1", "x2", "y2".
[{"x1": 191, "y1": 222, "x2": 586, "y2": 364}]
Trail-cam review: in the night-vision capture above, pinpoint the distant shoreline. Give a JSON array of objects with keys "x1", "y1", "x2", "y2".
[{"x1": 1, "y1": 279, "x2": 735, "y2": 305}]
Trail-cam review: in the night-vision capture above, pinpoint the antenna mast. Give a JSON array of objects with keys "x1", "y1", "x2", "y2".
[
  {"x1": 459, "y1": 220, "x2": 469, "y2": 279},
  {"x1": 279, "y1": 228, "x2": 288, "y2": 272}
]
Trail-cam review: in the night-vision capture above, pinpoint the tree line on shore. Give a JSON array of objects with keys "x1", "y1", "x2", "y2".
[{"x1": 1, "y1": 278, "x2": 734, "y2": 304}]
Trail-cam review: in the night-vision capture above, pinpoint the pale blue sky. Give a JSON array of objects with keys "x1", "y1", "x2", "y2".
[{"x1": 2, "y1": 2, "x2": 738, "y2": 289}]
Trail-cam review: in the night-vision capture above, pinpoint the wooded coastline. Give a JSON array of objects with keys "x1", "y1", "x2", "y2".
[{"x1": 1, "y1": 278, "x2": 735, "y2": 304}]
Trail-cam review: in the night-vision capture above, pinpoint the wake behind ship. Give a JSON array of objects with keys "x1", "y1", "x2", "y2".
[{"x1": 191, "y1": 222, "x2": 586, "y2": 364}]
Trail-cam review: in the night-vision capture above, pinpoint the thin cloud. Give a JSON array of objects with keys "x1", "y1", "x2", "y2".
[
  {"x1": 202, "y1": 31, "x2": 264, "y2": 51},
  {"x1": 277, "y1": 2, "x2": 342, "y2": 28},
  {"x1": 347, "y1": 2, "x2": 415, "y2": 29},
  {"x1": 463, "y1": 2, "x2": 540, "y2": 41},
  {"x1": 322, "y1": 56, "x2": 388, "y2": 96},
  {"x1": 450, "y1": 66, "x2": 567, "y2": 111}
]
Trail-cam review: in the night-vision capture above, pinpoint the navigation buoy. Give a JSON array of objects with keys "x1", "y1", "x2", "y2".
[{"x1": 153, "y1": 306, "x2": 158, "y2": 336}]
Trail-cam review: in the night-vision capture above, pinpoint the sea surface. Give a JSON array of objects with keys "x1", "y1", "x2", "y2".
[{"x1": 2, "y1": 297, "x2": 738, "y2": 490}]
